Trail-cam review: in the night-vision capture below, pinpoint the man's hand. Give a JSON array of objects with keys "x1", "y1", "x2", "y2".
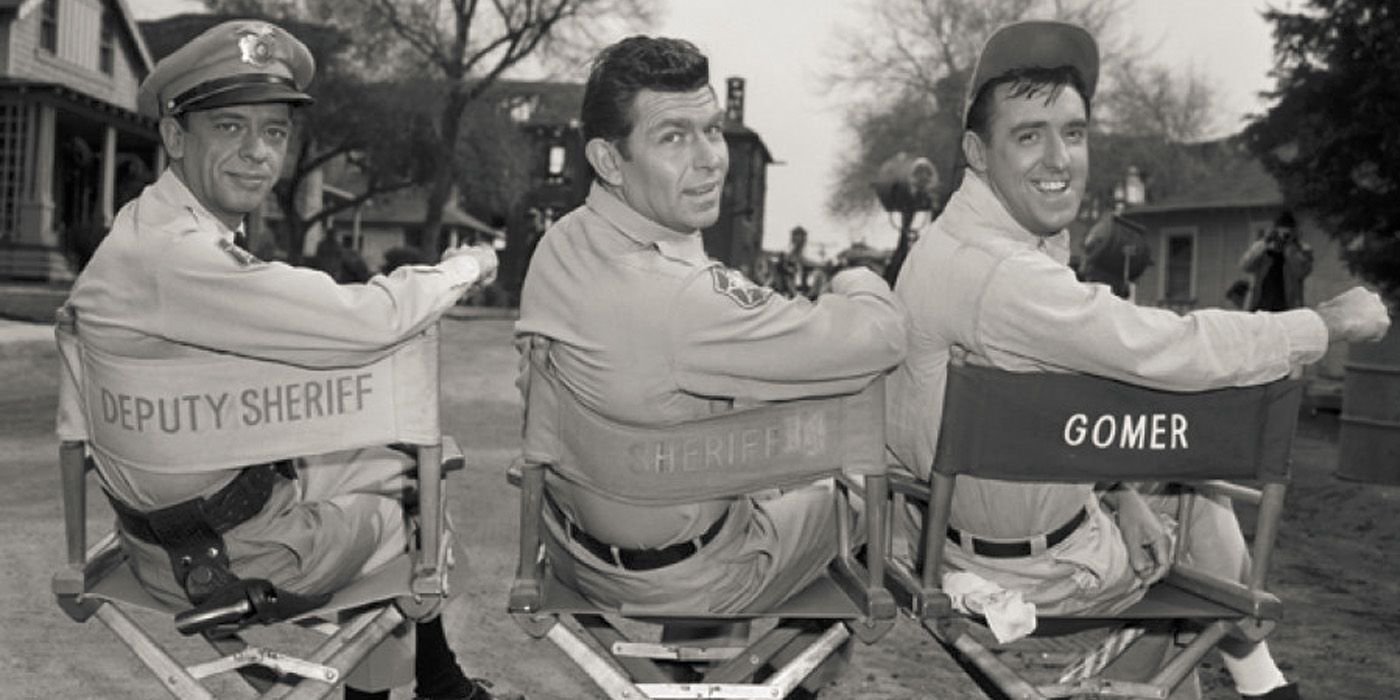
[
  {"x1": 443, "y1": 244, "x2": 499, "y2": 287},
  {"x1": 1315, "y1": 287, "x2": 1391, "y2": 344},
  {"x1": 1110, "y1": 488, "x2": 1172, "y2": 585}
]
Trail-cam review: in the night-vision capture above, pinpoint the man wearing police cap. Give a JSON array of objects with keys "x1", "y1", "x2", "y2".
[
  {"x1": 886, "y1": 20, "x2": 1390, "y2": 700},
  {"x1": 66, "y1": 20, "x2": 501, "y2": 700}
]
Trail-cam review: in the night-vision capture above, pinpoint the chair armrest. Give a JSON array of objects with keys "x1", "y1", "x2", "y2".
[
  {"x1": 442, "y1": 436, "x2": 465, "y2": 474},
  {"x1": 412, "y1": 442, "x2": 445, "y2": 591},
  {"x1": 508, "y1": 461, "x2": 547, "y2": 614},
  {"x1": 59, "y1": 441, "x2": 91, "y2": 570}
]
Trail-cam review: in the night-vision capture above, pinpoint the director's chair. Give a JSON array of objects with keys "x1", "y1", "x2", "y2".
[
  {"x1": 50, "y1": 308, "x2": 462, "y2": 700},
  {"x1": 507, "y1": 335, "x2": 896, "y2": 699},
  {"x1": 883, "y1": 362, "x2": 1303, "y2": 699}
]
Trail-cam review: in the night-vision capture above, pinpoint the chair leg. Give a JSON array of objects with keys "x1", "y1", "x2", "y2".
[
  {"x1": 202, "y1": 631, "x2": 279, "y2": 694},
  {"x1": 702, "y1": 622, "x2": 805, "y2": 683},
  {"x1": 94, "y1": 603, "x2": 215, "y2": 700},
  {"x1": 544, "y1": 619, "x2": 648, "y2": 700},
  {"x1": 268, "y1": 604, "x2": 407, "y2": 700},
  {"x1": 926, "y1": 618, "x2": 1048, "y2": 700}
]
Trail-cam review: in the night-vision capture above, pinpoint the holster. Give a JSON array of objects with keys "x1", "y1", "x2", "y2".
[{"x1": 108, "y1": 461, "x2": 328, "y2": 633}]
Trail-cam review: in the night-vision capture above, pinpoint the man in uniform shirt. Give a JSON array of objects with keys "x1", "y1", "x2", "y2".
[
  {"x1": 65, "y1": 20, "x2": 501, "y2": 700},
  {"x1": 514, "y1": 36, "x2": 906, "y2": 688},
  {"x1": 885, "y1": 21, "x2": 1390, "y2": 700}
]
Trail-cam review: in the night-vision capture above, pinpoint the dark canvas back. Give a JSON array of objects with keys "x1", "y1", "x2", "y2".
[{"x1": 934, "y1": 363, "x2": 1303, "y2": 483}]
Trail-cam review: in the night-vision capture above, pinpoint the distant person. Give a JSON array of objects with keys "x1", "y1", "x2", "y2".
[{"x1": 1240, "y1": 211, "x2": 1313, "y2": 311}]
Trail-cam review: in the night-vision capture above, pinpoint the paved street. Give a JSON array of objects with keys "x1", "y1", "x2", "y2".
[{"x1": 3, "y1": 316, "x2": 1398, "y2": 699}]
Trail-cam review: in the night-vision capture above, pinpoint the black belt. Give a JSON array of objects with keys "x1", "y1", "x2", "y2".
[
  {"x1": 947, "y1": 507, "x2": 1088, "y2": 559},
  {"x1": 545, "y1": 493, "x2": 727, "y2": 571},
  {"x1": 109, "y1": 461, "x2": 293, "y2": 547}
]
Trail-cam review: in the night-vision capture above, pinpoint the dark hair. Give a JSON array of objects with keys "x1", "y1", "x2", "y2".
[
  {"x1": 580, "y1": 35, "x2": 710, "y2": 156},
  {"x1": 965, "y1": 66, "x2": 1091, "y2": 141},
  {"x1": 1274, "y1": 210, "x2": 1296, "y2": 229}
]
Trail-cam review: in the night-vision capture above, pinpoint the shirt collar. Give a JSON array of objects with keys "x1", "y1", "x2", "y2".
[
  {"x1": 585, "y1": 182, "x2": 708, "y2": 263},
  {"x1": 947, "y1": 172, "x2": 1072, "y2": 264},
  {"x1": 151, "y1": 168, "x2": 241, "y2": 241}
]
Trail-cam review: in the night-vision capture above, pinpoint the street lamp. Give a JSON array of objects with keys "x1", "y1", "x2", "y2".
[{"x1": 873, "y1": 152, "x2": 940, "y2": 286}]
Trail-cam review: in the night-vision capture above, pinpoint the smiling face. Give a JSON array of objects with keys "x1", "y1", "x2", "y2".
[
  {"x1": 964, "y1": 82, "x2": 1089, "y2": 236},
  {"x1": 590, "y1": 86, "x2": 729, "y2": 233},
  {"x1": 161, "y1": 102, "x2": 292, "y2": 230}
]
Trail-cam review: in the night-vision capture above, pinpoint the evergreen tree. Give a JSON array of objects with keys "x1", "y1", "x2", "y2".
[{"x1": 1246, "y1": 0, "x2": 1400, "y2": 304}]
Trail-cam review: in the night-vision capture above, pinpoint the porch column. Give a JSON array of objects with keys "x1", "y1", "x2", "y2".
[
  {"x1": 100, "y1": 125, "x2": 117, "y2": 226},
  {"x1": 10, "y1": 102, "x2": 71, "y2": 280},
  {"x1": 18, "y1": 103, "x2": 56, "y2": 246}
]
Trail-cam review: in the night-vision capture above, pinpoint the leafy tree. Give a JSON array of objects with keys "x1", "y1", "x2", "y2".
[
  {"x1": 825, "y1": 0, "x2": 1219, "y2": 221},
  {"x1": 1245, "y1": 0, "x2": 1400, "y2": 304}
]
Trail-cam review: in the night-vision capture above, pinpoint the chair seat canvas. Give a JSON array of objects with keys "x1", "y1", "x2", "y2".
[
  {"x1": 535, "y1": 568, "x2": 866, "y2": 621},
  {"x1": 88, "y1": 550, "x2": 460, "y2": 624}
]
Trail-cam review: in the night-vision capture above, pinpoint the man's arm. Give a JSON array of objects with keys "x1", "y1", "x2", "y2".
[
  {"x1": 1099, "y1": 484, "x2": 1172, "y2": 584},
  {"x1": 973, "y1": 251, "x2": 1329, "y2": 390},
  {"x1": 152, "y1": 233, "x2": 496, "y2": 366},
  {"x1": 671, "y1": 266, "x2": 907, "y2": 401},
  {"x1": 1239, "y1": 237, "x2": 1269, "y2": 274}
]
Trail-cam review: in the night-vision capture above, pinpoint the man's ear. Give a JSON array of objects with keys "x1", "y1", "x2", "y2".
[
  {"x1": 158, "y1": 117, "x2": 185, "y2": 160},
  {"x1": 585, "y1": 137, "x2": 624, "y2": 187},
  {"x1": 962, "y1": 130, "x2": 987, "y2": 174}
]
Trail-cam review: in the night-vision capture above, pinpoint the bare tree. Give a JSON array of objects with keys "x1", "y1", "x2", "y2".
[
  {"x1": 1097, "y1": 56, "x2": 1218, "y2": 141},
  {"x1": 310, "y1": 0, "x2": 656, "y2": 259}
]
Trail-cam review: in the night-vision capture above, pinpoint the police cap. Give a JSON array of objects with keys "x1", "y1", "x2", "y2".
[{"x1": 138, "y1": 20, "x2": 315, "y2": 119}]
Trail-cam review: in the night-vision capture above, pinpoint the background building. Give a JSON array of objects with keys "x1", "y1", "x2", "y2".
[{"x1": 0, "y1": 0, "x2": 159, "y2": 282}]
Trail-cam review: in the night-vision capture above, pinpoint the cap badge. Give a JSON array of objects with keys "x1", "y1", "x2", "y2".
[{"x1": 237, "y1": 26, "x2": 277, "y2": 67}]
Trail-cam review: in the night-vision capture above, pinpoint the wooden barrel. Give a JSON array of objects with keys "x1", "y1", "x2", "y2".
[{"x1": 1338, "y1": 321, "x2": 1400, "y2": 484}]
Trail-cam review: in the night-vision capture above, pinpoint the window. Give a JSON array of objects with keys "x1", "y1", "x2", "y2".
[
  {"x1": 1162, "y1": 228, "x2": 1197, "y2": 303},
  {"x1": 0, "y1": 103, "x2": 30, "y2": 241},
  {"x1": 547, "y1": 145, "x2": 565, "y2": 177},
  {"x1": 506, "y1": 95, "x2": 538, "y2": 124},
  {"x1": 99, "y1": 9, "x2": 115, "y2": 75},
  {"x1": 40, "y1": 0, "x2": 59, "y2": 53}
]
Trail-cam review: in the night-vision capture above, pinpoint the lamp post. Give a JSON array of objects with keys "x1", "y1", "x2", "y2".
[{"x1": 873, "y1": 153, "x2": 940, "y2": 286}]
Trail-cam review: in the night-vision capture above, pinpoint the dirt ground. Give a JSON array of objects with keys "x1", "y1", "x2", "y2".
[{"x1": 2, "y1": 317, "x2": 1397, "y2": 699}]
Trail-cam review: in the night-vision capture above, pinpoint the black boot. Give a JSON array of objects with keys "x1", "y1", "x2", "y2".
[{"x1": 412, "y1": 616, "x2": 501, "y2": 700}]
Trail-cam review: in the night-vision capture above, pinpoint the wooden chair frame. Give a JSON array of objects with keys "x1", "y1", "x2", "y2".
[
  {"x1": 507, "y1": 338, "x2": 896, "y2": 699},
  {"x1": 882, "y1": 363, "x2": 1303, "y2": 700},
  {"x1": 50, "y1": 315, "x2": 460, "y2": 699}
]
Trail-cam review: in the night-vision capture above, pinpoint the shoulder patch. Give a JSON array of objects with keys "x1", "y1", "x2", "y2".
[
  {"x1": 218, "y1": 238, "x2": 262, "y2": 267},
  {"x1": 709, "y1": 266, "x2": 773, "y2": 310}
]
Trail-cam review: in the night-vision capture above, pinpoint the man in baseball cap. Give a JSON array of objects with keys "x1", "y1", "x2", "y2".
[
  {"x1": 886, "y1": 20, "x2": 1387, "y2": 700},
  {"x1": 68, "y1": 18, "x2": 506, "y2": 700}
]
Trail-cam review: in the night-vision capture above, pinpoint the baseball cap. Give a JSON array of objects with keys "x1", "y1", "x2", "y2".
[
  {"x1": 138, "y1": 20, "x2": 315, "y2": 119},
  {"x1": 963, "y1": 20, "x2": 1099, "y2": 126}
]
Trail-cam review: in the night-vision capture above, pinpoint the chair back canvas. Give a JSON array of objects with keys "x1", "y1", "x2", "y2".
[
  {"x1": 934, "y1": 363, "x2": 1303, "y2": 483},
  {"x1": 519, "y1": 336, "x2": 886, "y2": 507},
  {"x1": 55, "y1": 312, "x2": 441, "y2": 474}
]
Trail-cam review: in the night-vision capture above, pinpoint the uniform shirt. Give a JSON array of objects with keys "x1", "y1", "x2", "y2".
[
  {"x1": 67, "y1": 168, "x2": 485, "y2": 508},
  {"x1": 516, "y1": 183, "x2": 906, "y2": 549},
  {"x1": 886, "y1": 172, "x2": 1328, "y2": 538}
]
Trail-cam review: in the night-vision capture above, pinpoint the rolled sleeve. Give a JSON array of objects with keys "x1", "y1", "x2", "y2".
[
  {"x1": 671, "y1": 266, "x2": 907, "y2": 401},
  {"x1": 975, "y1": 252, "x2": 1324, "y2": 390},
  {"x1": 153, "y1": 233, "x2": 482, "y2": 365}
]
